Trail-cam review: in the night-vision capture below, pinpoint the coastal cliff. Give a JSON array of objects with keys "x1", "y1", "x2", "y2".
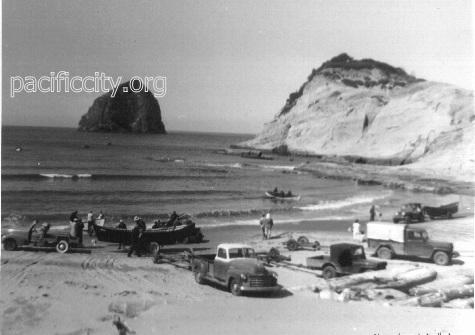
[
  {"x1": 78, "y1": 80, "x2": 166, "y2": 133},
  {"x1": 240, "y1": 54, "x2": 474, "y2": 182}
]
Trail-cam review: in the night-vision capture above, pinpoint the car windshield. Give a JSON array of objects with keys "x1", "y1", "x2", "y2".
[{"x1": 228, "y1": 248, "x2": 255, "y2": 259}]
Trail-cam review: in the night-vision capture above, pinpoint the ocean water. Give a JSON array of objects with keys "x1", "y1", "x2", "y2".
[{"x1": 1, "y1": 126, "x2": 471, "y2": 235}]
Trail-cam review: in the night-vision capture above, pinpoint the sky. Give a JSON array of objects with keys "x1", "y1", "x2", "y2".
[{"x1": 2, "y1": 0, "x2": 473, "y2": 133}]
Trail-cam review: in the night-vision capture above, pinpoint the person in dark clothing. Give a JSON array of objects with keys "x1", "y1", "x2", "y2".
[
  {"x1": 70, "y1": 211, "x2": 78, "y2": 222},
  {"x1": 116, "y1": 220, "x2": 127, "y2": 250},
  {"x1": 128, "y1": 217, "x2": 144, "y2": 257},
  {"x1": 152, "y1": 220, "x2": 161, "y2": 229},
  {"x1": 286, "y1": 190, "x2": 293, "y2": 197},
  {"x1": 167, "y1": 211, "x2": 178, "y2": 227},
  {"x1": 369, "y1": 205, "x2": 376, "y2": 221},
  {"x1": 279, "y1": 190, "x2": 285, "y2": 197},
  {"x1": 273, "y1": 187, "x2": 278, "y2": 194},
  {"x1": 76, "y1": 219, "x2": 84, "y2": 246}
]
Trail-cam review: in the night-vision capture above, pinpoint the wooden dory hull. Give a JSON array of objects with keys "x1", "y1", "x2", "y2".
[
  {"x1": 265, "y1": 191, "x2": 301, "y2": 201},
  {"x1": 93, "y1": 223, "x2": 203, "y2": 245}
]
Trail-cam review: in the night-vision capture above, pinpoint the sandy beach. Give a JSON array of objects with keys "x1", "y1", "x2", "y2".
[{"x1": 1, "y1": 215, "x2": 473, "y2": 335}]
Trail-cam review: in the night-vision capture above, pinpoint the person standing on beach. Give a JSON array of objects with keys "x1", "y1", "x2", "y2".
[
  {"x1": 87, "y1": 210, "x2": 95, "y2": 236},
  {"x1": 259, "y1": 214, "x2": 266, "y2": 239},
  {"x1": 128, "y1": 217, "x2": 143, "y2": 257},
  {"x1": 116, "y1": 219, "x2": 127, "y2": 250},
  {"x1": 264, "y1": 213, "x2": 273, "y2": 239},
  {"x1": 369, "y1": 205, "x2": 376, "y2": 221},
  {"x1": 70, "y1": 210, "x2": 78, "y2": 223},
  {"x1": 76, "y1": 219, "x2": 84, "y2": 246}
]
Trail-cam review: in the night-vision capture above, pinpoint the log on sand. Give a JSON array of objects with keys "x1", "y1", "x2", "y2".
[
  {"x1": 377, "y1": 268, "x2": 437, "y2": 292},
  {"x1": 409, "y1": 276, "x2": 474, "y2": 296},
  {"x1": 397, "y1": 285, "x2": 474, "y2": 308},
  {"x1": 442, "y1": 297, "x2": 474, "y2": 309}
]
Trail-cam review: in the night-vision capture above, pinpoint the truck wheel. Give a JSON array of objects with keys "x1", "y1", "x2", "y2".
[
  {"x1": 286, "y1": 239, "x2": 298, "y2": 251},
  {"x1": 3, "y1": 239, "x2": 17, "y2": 251},
  {"x1": 194, "y1": 271, "x2": 205, "y2": 284},
  {"x1": 376, "y1": 247, "x2": 392, "y2": 259},
  {"x1": 149, "y1": 242, "x2": 159, "y2": 255},
  {"x1": 322, "y1": 265, "x2": 337, "y2": 279},
  {"x1": 433, "y1": 251, "x2": 449, "y2": 266},
  {"x1": 56, "y1": 240, "x2": 70, "y2": 254},
  {"x1": 229, "y1": 279, "x2": 242, "y2": 296},
  {"x1": 297, "y1": 236, "x2": 309, "y2": 245},
  {"x1": 313, "y1": 241, "x2": 321, "y2": 250}
]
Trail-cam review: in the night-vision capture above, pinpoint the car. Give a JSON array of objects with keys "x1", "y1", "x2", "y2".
[
  {"x1": 1, "y1": 221, "x2": 82, "y2": 253},
  {"x1": 305, "y1": 243, "x2": 387, "y2": 279},
  {"x1": 366, "y1": 222, "x2": 458, "y2": 265},
  {"x1": 191, "y1": 243, "x2": 281, "y2": 296},
  {"x1": 393, "y1": 203, "x2": 425, "y2": 223}
]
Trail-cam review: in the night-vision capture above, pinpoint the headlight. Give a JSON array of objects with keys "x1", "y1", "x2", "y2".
[
  {"x1": 240, "y1": 273, "x2": 248, "y2": 281},
  {"x1": 401, "y1": 212, "x2": 405, "y2": 215},
  {"x1": 271, "y1": 271, "x2": 278, "y2": 278}
]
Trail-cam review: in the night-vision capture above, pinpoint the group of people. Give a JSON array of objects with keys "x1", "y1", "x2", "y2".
[
  {"x1": 259, "y1": 213, "x2": 274, "y2": 239},
  {"x1": 271, "y1": 187, "x2": 293, "y2": 198}
]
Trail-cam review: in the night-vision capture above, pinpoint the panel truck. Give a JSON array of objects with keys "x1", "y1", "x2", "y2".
[
  {"x1": 191, "y1": 243, "x2": 281, "y2": 296},
  {"x1": 366, "y1": 222, "x2": 459, "y2": 265}
]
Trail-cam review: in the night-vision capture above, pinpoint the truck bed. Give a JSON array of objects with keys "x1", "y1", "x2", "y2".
[{"x1": 305, "y1": 254, "x2": 327, "y2": 269}]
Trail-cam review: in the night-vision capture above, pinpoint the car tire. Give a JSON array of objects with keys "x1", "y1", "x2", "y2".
[
  {"x1": 56, "y1": 240, "x2": 70, "y2": 254},
  {"x1": 286, "y1": 239, "x2": 298, "y2": 251},
  {"x1": 377, "y1": 247, "x2": 392, "y2": 259},
  {"x1": 297, "y1": 236, "x2": 309, "y2": 245},
  {"x1": 3, "y1": 239, "x2": 17, "y2": 251},
  {"x1": 433, "y1": 251, "x2": 450, "y2": 266},
  {"x1": 322, "y1": 265, "x2": 337, "y2": 279},
  {"x1": 194, "y1": 271, "x2": 205, "y2": 284},
  {"x1": 229, "y1": 278, "x2": 242, "y2": 296}
]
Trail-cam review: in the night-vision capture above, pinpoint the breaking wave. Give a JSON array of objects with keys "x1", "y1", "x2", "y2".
[{"x1": 296, "y1": 193, "x2": 392, "y2": 211}]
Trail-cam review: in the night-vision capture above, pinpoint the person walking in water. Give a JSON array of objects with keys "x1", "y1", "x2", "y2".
[
  {"x1": 258, "y1": 214, "x2": 266, "y2": 239},
  {"x1": 264, "y1": 213, "x2": 274, "y2": 239},
  {"x1": 369, "y1": 205, "x2": 376, "y2": 221}
]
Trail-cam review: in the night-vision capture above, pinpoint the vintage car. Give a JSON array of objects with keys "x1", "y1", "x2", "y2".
[
  {"x1": 392, "y1": 203, "x2": 425, "y2": 223},
  {"x1": 305, "y1": 243, "x2": 387, "y2": 279},
  {"x1": 367, "y1": 222, "x2": 458, "y2": 265},
  {"x1": 1, "y1": 222, "x2": 81, "y2": 253},
  {"x1": 191, "y1": 243, "x2": 281, "y2": 296}
]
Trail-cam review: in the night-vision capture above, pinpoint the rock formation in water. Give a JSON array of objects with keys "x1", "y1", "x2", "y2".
[
  {"x1": 78, "y1": 80, "x2": 166, "y2": 133},
  {"x1": 240, "y1": 53, "x2": 474, "y2": 179}
]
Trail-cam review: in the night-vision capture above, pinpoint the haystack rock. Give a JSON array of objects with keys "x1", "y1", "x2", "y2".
[
  {"x1": 78, "y1": 80, "x2": 166, "y2": 133},
  {"x1": 240, "y1": 54, "x2": 474, "y2": 179}
]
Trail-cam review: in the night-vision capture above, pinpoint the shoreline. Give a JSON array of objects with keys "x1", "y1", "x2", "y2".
[{"x1": 225, "y1": 146, "x2": 475, "y2": 195}]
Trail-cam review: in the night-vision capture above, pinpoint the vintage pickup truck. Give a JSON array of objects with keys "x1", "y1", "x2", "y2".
[
  {"x1": 367, "y1": 222, "x2": 459, "y2": 265},
  {"x1": 306, "y1": 243, "x2": 387, "y2": 279},
  {"x1": 191, "y1": 243, "x2": 281, "y2": 296}
]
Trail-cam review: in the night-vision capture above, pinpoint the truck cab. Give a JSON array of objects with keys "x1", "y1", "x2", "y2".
[
  {"x1": 367, "y1": 222, "x2": 458, "y2": 265},
  {"x1": 192, "y1": 243, "x2": 281, "y2": 296},
  {"x1": 306, "y1": 243, "x2": 387, "y2": 279}
]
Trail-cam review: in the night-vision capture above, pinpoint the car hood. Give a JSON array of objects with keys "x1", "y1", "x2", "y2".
[
  {"x1": 228, "y1": 258, "x2": 268, "y2": 275},
  {"x1": 429, "y1": 240, "x2": 453, "y2": 250}
]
